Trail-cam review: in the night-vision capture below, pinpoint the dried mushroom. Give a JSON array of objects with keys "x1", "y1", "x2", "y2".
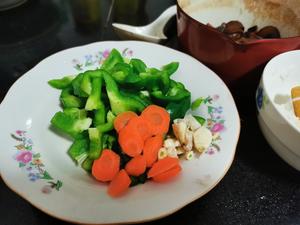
[
  {"x1": 214, "y1": 20, "x2": 281, "y2": 43},
  {"x1": 256, "y1": 26, "x2": 280, "y2": 39}
]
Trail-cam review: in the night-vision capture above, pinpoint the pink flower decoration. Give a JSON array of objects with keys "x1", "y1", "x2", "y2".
[
  {"x1": 102, "y1": 49, "x2": 110, "y2": 58},
  {"x1": 213, "y1": 95, "x2": 219, "y2": 100},
  {"x1": 207, "y1": 148, "x2": 215, "y2": 155},
  {"x1": 16, "y1": 151, "x2": 32, "y2": 164},
  {"x1": 128, "y1": 50, "x2": 133, "y2": 56},
  {"x1": 16, "y1": 130, "x2": 24, "y2": 136},
  {"x1": 211, "y1": 123, "x2": 224, "y2": 132},
  {"x1": 42, "y1": 185, "x2": 52, "y2": 194}
]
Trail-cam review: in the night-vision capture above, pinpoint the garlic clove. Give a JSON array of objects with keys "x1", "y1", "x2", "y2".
[
  {"x1": 184, "y1": 114, "x2": 201, "y2": 131},
  {"x1": 172, "y1": 121, "x2": 187, "y2": 144},
  {"x1": 166, "y1": 148, "x2": 178, "y2": 158},
  {"x1": 193, "y1": 126, "x2": 212, "y2": 153}
]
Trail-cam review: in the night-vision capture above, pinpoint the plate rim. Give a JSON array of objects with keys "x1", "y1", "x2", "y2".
[{"x1": 0, "y1": 40, "x2": 241, "y2": 224}]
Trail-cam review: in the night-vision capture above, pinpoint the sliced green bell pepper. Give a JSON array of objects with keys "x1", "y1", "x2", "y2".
[
  {"x1": 88, "y1": 128, "x2": 103, "y2": 160},
  {"x1": 48, "y1": 75, "x2": 75, "y2": 89},
  {"x1": 68, "y1": 137, "x2": 89, "y2": 164},
  {"x1": 102, "y1": 71, "x2": 145, "y2": 114},
  {"x1": 60, "y1": 87, "x2": 85, "y2": 108},
  {"x1": 101, "y1": 48, "x2": 124, "y2": 72},
  {"x1": 161, "y1": 62, "x2": 179, "y2": 77},
  {"x1": 85, "y1": 77, "x2": 104, "y2": 111},
  {"x1": 50, "y1": 111, "x2": 92, "y2": 139}
]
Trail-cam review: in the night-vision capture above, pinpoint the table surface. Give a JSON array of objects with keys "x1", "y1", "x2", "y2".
[{"x1": 1, "y1": 1, "x2": 300, "y2": 225}]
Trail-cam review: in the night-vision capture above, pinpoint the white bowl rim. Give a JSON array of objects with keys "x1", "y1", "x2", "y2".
[{"x1": 261, "y1": 49, "x2": 300, "y2": 135}]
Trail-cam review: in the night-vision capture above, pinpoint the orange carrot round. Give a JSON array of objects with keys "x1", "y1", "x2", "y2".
[
  {"x1": 152, "y1": 165, "x2": 181, "y2": 182},
  {"x1": 107, "y1": 169, "x2": 131, "y2": 197},
  {"x1": 118, "y1": 125, "x2": 144, "y2": 157},
  {"x1": 147, "y1": 156, "x2": 180, "y2": 178},
  {"x1": 141, "y1": 105, "x2": 170, "y2": 135},
  {"x1": 114, "y1": 111, "x2": 138, "y2": 133},
  {"x1": 92, "y1": 149, "x2": 120, "y2": 182},
  {"x1": 125, "y1": 155, "x2": 147, "y2": 176},
  {"x1": 143, "y1": 135, "x2": 164, "y2": 167},
  {"x1": 126, "y1": 116, "x2": 152, "y2": 141}
]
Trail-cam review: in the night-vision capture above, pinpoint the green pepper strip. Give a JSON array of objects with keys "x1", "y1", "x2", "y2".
[
  {"x1": 68, "y1": 138, "x2": 89, "y2": 164},
  {"x1": 50, "y1": 111, "x2": 92, "y2": 139},
  {"x1": 60, "y1": 87, "x2": 85, "y2": 108},
  {"x1": 81, "y1": 157, "x2": 94, "y2": 172},
  {"x1": 85, "y1": 77, "x2": 104, "y2": 111},
  {"x1": 102, "y1": 71, "x2": 145, "y2": 115},
  {"x1": 101, "y1": 48, "x2": 124, "y2": 72},
  {"x1": 88, "y1": 128, "x2": 103, "y2": 160},
  {"x1": 48, "y1": 75, "x2": 75, "y2": 89}
]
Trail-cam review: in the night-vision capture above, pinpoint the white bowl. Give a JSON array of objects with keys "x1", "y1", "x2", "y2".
[
  {"x1": 256, "y1": 50, "x2": 300, "y2": 171},
  {"x1": 257, "y1": 114, "x2": 300, "y2": 170}
]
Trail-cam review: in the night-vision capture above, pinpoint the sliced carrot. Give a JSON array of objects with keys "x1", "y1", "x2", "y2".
[
  {"x1": 125, "y1": 116, "x2": 152, "y2": 141},
  {"x1": 152, "y1": 165, "x2": 181, "y2": 182},
  {"x1": 92, "y1": 149, "x2": 120, "y2": 182},
  {"x1": 118, "y1": 125, "x2": 144, "y2": 157},
  {"x1": 143, "y1": 135, "x2": 164, "y2": 167},
  {"x1": 141, "y1": 105, "x2": 170, "y2": 135},
  {"x1": 147, "y1": 156, "x2": 180, "y2": 178},
  {"x1": 114, "y1": 111, "x2": 138, "y2": 133},
  {"x1": 125, "y1": 155, "x2": 147, "y2": 176},
  {"x1": 107, "y1": 169, "x2": 131, "y2": 197}
]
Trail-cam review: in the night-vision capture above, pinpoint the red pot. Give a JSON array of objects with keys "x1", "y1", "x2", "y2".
[{"x1": 176, "y1": 0, "x2": 300, "y2": 85}]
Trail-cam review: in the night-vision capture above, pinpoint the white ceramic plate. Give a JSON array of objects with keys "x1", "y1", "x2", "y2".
[{"x1": 0, "y1": 41, "x2": 240, "y2": 224}]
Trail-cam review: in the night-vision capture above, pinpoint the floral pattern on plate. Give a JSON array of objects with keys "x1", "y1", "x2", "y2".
[
  {"x1": 11, "y1": 130, "x2": 62, "y2": 193},
  {"x1": 199, "y1": 95, "x2": 225, "y2": 155},
  {"x1": 72, "y1": 48, "x2": 133, "y2": 71}
]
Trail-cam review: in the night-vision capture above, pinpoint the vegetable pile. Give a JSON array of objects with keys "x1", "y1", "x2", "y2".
[{"x1": 48, "y1": 49, "x2": 192, "y2": 197}]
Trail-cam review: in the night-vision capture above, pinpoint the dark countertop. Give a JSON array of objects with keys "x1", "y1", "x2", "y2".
[{"x1": 0, "y1": 1, "x2": 300, "y2": 225}]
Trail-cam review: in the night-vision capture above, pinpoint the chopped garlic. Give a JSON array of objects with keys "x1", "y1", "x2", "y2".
[
  {"x1": 164, "y1": 138, "x2": 178, "y2": 149},
  {"x1": 170, "y1": 114, "x2": 214, "y2": 161},
  {"x1": 172, "y1": 121, "x2": 187, "y2": 144},
  {"x1": 185, "y1": 151, "x2": 195, "y2": 160},
  {"x1": 183, "y1": 130, "x2": 193, "y2": 151},
  {"x1": 184, "y1": 114, "x2": 201, "y2": 131},
  {"x1": 166, "y1": 147, "x2": 178, "y2": 158},
  {"x1": 176, "y1": 146, "x2": 185, "y2": 155},
  {"x1": 193, "y1": 126, "x2": 212, "y2": 152},
  {"x1": 174, "y1": 139, "x2": 181, "y2": 147},
  {"x1": 158, "y1": 147, "x2": 168, "y2": 159}
]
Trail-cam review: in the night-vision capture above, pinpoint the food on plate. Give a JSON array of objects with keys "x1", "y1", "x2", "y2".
[
  {"x1": 144, "y1": 135, "x2": 164, "y2": 167},
  {"x1": 113, "y1": 111, "x2": 138, "y2": 133},
  {"x1": 48, "y1": 48, "x2": 214, "y2": 197},
  {"x1": 210, "y1": 20, "x2": 280, "y2": 43},
  {"x1": 92, "y1": 149, "x2": 120, "y2": 182},
  {"x1": 147, "y1": 156, "x2": 181, "y2": 182},
  {"x1": 291, "y1": 86, "x2": 300, "y2": 118},
  {"x1": 107, "y1": 169, "x2": 131, "y2": 197},
  {"x1": 125, "y1": 155, "x2": 147, "y2": 176},
  {"x1": 158, "y1": 114, "x2": 212, "y2": 161}
]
